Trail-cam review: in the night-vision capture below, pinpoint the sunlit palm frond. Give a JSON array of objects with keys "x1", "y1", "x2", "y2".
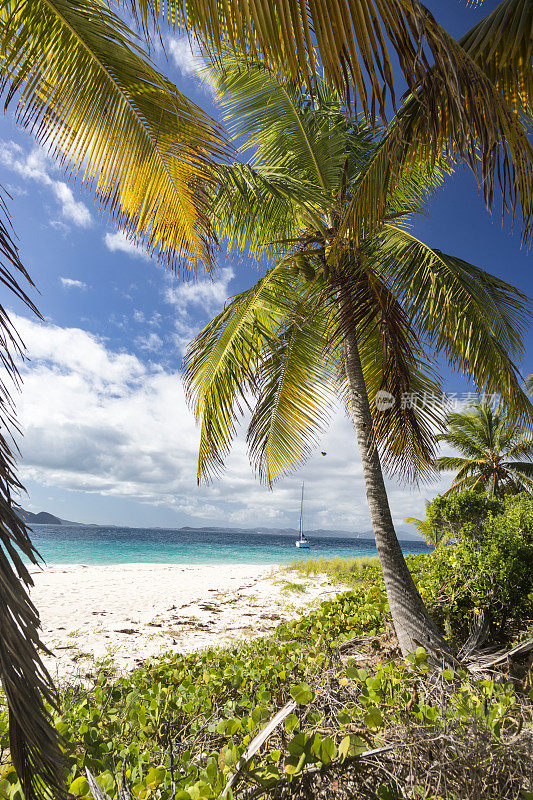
[
  {"x1": 0, "y1": 189, "x2": 65, "y2": 800},
  {"x1": 213, "y1": 165, "x2": 318, "y2": 262},
  {"x1": 335, "y1": 127, "x2": 449, "y2": 250},
  {"x1": 183, "y1": 264, "x2": 295, "y2": 481},
  {"x1": 460, "y1": 0, "x2": 533, "y2": 117},
  {"x1": 208, "y1": 54, "x2": 350, "y2": 196},
  {"x1": 0, "y1": 0, "x2": 229, "y2": 270},
  {"x1": 376, "y1": 225, "x2": 533, "y2": 425},
  {"x1": 247, "y1": 304, "x2": 336, "y2": 484},
  {"x1": 133, "y1": 0, "x2": 450, "y2": 120},
  {"x1": 380, "y1": 3, "x2": 533, "y2": 243}
]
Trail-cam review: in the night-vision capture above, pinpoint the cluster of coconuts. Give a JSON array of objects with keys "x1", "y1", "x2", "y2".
[{"x1": 290, "y1": 248, "x2": 332, "y2": 282}]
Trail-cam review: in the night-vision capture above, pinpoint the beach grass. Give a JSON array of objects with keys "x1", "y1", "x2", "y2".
[{"x1": 283, "y1": 555, "x2": 380, "y2": 583}]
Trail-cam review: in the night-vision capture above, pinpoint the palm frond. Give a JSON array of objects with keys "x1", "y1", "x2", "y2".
[
  {"x1": 183, "y1": 264, "x2": 295, "y2": 481},
  {"x1": 376, "y1": 226, "x2": 533, "y2": 425},
  {"x1": 377, "y1": 4, "x2": 533, "y2": 242},
  {"x1": 506, "y1": 438, "x2": 533, "y2": 459},
  {"x1": 505, "y1": 460, "x2": 533, "y2": 478},
  {"x1": 213, "y1": 165, "x2": 318, "y2": 262},
  {"x1": 247, "y1": 304, "x2": 336, "y2": 484},
  {"x1": 0, "y1": 0, "x2": 230, "y2": 270},
  {"x1": 459, "y1": 0, "x2": 533, "y2": 117},
  {"x1": 0, "y1": 189, "x2": 65, "y2": 799}
]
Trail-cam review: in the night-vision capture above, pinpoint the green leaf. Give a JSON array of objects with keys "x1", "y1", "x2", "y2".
[
  {"x1": 364, "y1": 707, "x2": 384, "y2": 730},
  {"x1": 284, "y1": 714, "x2": 299, "y2": 733},
  {"x1": 69, "y1": 776, "x2": 90, "y2": 796},
  {"x1": 290, "y1": 683, "x2": 314, "y2": 704}
]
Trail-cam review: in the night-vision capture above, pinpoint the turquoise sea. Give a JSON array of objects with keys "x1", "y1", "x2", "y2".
[{"x1": 25, "y1": 525, "x2": 431, "y2": 566}]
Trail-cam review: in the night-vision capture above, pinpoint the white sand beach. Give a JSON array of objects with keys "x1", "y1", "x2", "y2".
[{"x1": 29, "y1": 563, "x2": 344, "y2": 682}]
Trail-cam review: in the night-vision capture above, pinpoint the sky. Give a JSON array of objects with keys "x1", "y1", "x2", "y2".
[{"x1": 0, "y1": 1, "x2": 531, "y2": 535}]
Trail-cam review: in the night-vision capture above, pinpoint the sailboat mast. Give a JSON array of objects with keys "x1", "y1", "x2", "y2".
[{"x1": 299, "y1": 482, "x2": 304, "y2": 540}]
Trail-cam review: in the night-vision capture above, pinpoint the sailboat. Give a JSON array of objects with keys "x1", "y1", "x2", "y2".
[{"x1": 295, "y1": 482, "x2": 310, "y2": 548}]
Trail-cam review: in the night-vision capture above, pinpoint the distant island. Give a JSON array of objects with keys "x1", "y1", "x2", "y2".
[
  {"x1": 14, "y1": 508, "x2": 94, "y2": 527},
  {"x1": 12, "y1": 510, "x2": 420, "y2": 539}
]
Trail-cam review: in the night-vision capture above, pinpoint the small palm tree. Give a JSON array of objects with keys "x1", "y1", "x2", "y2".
[
  {"x1": 404, "y1": 512, "x2": 443, "y2": 549},
  {"x1": 436, "y1": 401, "x2": 533, "y2": 497},
  {"x1": 184, "y1": 58, "x2": 532, "y2": 664}
]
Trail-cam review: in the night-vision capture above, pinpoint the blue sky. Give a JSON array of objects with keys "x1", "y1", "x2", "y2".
[{"x1": 1, "y1": 1, "x2": 531, "y2": 534}]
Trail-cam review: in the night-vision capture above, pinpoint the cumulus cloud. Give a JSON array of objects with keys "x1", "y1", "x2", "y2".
[
  {"x1": 0, "y1": 141, "x2": 92, "y2": 227},
  {"x1": 60, "y1": 277, "x2": 87, "y2": 290},
  {"x1": 12, "y1": 314, "x2": 440, "y2": 532},
  {"x1": 104, "y1": 231, "x2": 149, "y2": 259}
]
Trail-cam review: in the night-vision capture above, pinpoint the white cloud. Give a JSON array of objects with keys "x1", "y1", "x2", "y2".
[
  {"x1": 12, "y1": 313, "x2": 440, "y2": 533},
  {"x1": 165, "y1": 267, "x2": 235, "y2": 354},
  {"x1": 60, "y1": 277, "x2": 87, "y2": 290},
  {"x1": 0, "y1": 141, "x2": 92, "y2": 227},
  {"x1": 52, "y1": 182, "x2": 92, "y2": 227},
  {"x1": 168, "y1": 36, "x2": 217, "y2": 95},
  {"x1": 104, "y1": 231, "x2": 149, "y2": 260},
  {"x1": 135, "y1": 332, "x2": 163, "y2": 352},
  {"x1": 166, "y1": 267, "x2": 234, "y2": 315}
]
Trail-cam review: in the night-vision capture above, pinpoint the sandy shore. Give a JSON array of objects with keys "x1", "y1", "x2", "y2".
[{"x1": 28, "y1": 563, "x2": 344, "y2": 682}]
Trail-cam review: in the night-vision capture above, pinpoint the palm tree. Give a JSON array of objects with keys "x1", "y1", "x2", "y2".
[
  {"x1": 436, "y1": 401, "x2": 533, "y2": 497},
  {"x1": 183, "y1": 59, "x2": 532, "y2": 664},
  {"x1": 404, "y1": 508, "x2": 453, "y2": 548},
  {"x1": 0, "y1": 6, "x2": 231, "y2": 797}
]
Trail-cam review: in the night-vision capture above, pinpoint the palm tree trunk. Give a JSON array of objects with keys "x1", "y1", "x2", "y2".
[{"x1": 343, "y1": 327, "x2": 454, "y2": 663}]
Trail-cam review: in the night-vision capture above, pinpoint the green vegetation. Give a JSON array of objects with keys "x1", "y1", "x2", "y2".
[
  {"x1": 418, "y1": 494, "x2": 533, "y2": 642},
  {"x1": 436, "y1": 401, "x2": 533, "y2": 497},
  {"x1": 2, "y1": 554, "x2": 531, "y2": 800},
  {"x1": 406, "y1": 490, "x2": 504, "y2": 548}
]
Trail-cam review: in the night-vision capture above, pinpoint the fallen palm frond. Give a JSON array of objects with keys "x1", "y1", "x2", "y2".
[{"x1": 222, "y1": 700, "x2": 298, "y2": 796}]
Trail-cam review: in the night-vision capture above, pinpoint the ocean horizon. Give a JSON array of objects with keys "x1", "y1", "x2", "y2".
[{"x1": 24, "y1": 525, "x2": 431, "y2": 566}]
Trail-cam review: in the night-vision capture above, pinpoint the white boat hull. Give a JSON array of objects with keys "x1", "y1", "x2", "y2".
[{"x1": 295, "y1": 540, "x2": 310, "y2": 548}]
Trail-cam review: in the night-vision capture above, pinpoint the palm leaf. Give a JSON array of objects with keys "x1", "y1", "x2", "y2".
[
  {"x1": 247, "y1": 304, "x2": 336, "y2": 484},
  {"x1": 0, "y1": 188, "x2": 65, "y2": 799},
  {"x1": 144, "y1": 0, "x2": 533, "y2": 240},
  {"x1": 183, "y1": 264, "x2": 295, "y2": 481},
  {"x1": 0, "y1": 0, "x2": 230, "y2": 270},
  {"x1": 375, "y1": 226, "x2": 533, "y2": 425},
  {"x1": 213, "y1": 165, "x2": 318, "y2": 262},
  {"x1": 333, "y1": 261, "x2": 443, "y2": 482}
]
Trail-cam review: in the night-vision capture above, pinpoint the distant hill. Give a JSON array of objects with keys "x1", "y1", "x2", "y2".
[
  {"x1": 178, "y1": 525, "x2": 420, "y2": 540},
  {"x1": 14, "y1": 508, "x2": 92, "y2": 526}
]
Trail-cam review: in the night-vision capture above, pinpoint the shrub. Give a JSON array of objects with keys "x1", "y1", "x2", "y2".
[
  {"x1": 425, "y1": 490, "x2": 504, "y2": 544},
  {"x1": 418, "y1": 493, "x2": 533, "y2": 640}
]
